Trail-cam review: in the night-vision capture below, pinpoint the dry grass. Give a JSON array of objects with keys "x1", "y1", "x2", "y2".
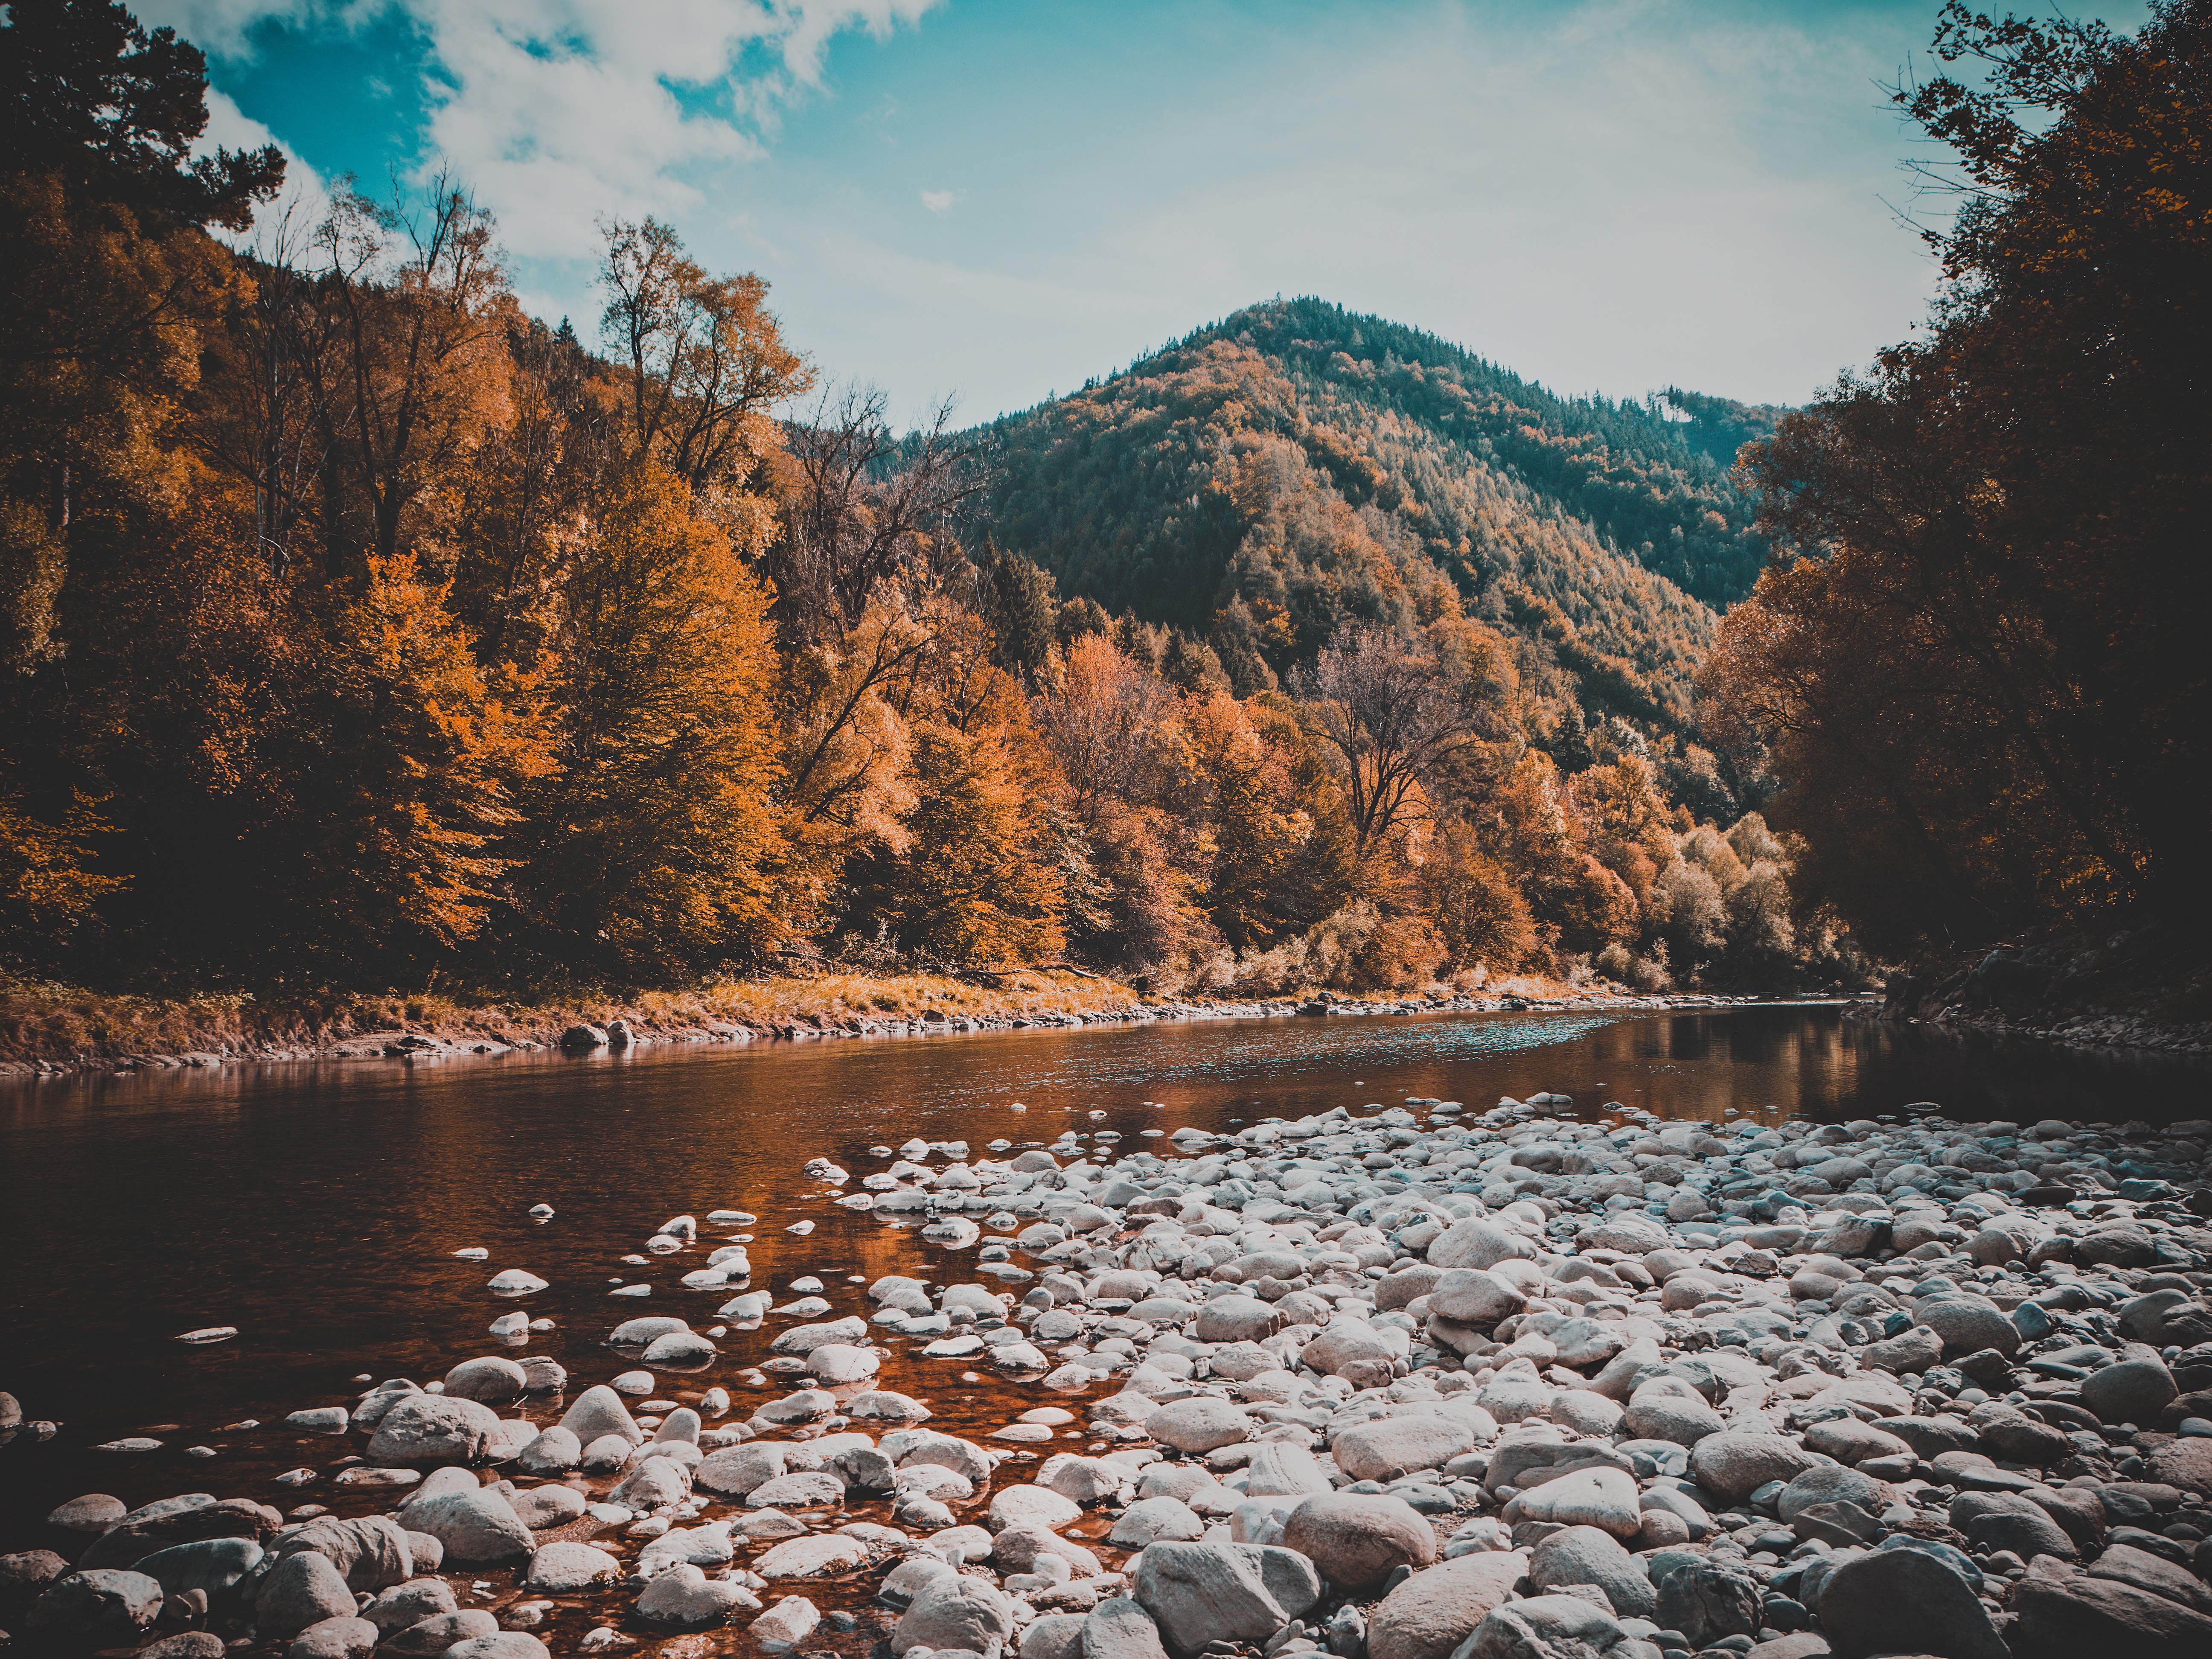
[
  {"x1": 684, "y1": 970, "x2": 1138, "y2": 1027},
  {"x1": 0, "y1": 961, "x2": 1632, "y2": 1071},
  {"x1": 0, "y1": 969, "x2": 1141, "y2": 1068}
]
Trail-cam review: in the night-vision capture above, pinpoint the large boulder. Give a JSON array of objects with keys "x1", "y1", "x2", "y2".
[
  {"x1": 1193, "y1": 1297, "x2": 1284, "y2": 1344},
  {"x1": 398, "y1": 1489, "x2": 532, "y2": 1564},
  {"x1": 557, "y1": 1383, "x2": 644, "y2": 1447},
  {"x1": 24, "y1": 1570, "x2": 163, "y2": 1647},
  {"x1": 1038, "y1": 1452, "x2": 1131, "y2": 1504},
  {"x1": 1688, "y1": 1432, "x2": 1819, "y2": 1502},
  {"x1": 1147, "y1": 1398, "x2": 1252, "y2": 1453},
  {"x1": 517, "y1": 1426, "x2": 581, "y2": 1473},
  {"x1": 364, "y1": 1394, "x2": 504, "y2": 1466},
  {"x1": 265, "y1": 1515, "x2": 413, "y2": 1591},
  {"x1": 1624, "y1": 1385, "x2": 1725, "y2": 1447},
  {"x1": 993, "y1": 1525, "x2": 1102, "y2": 1578},
  {"x1": 1429, "y1": 1218, "x2": 1538, "y2": 1271},
  {"x1": 442, "y1": 1633, "x2": 551, "y2": 1659},
  {"x1": 132, "y1": 1537, "x2": 264, "y2": 1602},
  {"x1": 1776, "y1": 1464, "x2": 1887, "y2": 1523},
  {"x1": 1528, "y1": 1526, "x2": 1655, "y2": 1618},
  {"x1": 1301, "y1": 1321, "x2": 1402, "y2": 1380},
  {"x1": 376, "y1": 1611, "x2": 499, "y2": 1657},
  {"x1": 78, "y1": 1498, "x2": 277, "y2": 1569},
  {"x1": 634, "y1": 1565, "x2": 758, "y2": 1628},
  {"x1": 1110, "y1": 1497, "x2": 1207, "y2": 1547},
  {"x1": 1914, "y1": 1296, "x2": 2020, "y2": 1359},
  {"x1": 745, "y1": 1471, "x2": 843, "y2": 1510},
  {"x1": 698, "y1": 1444, "x2": 786, "y2": 1497},
  {"x1": 1025, "y1": 1614, "x2": 1089, "y2": 1659},
  {"x1": 361, "y1": 1580, "x2": 458, "y2": 1635},
  {"x1": 1575, "y1": 1212, "x2": 1668, "y2": 1252},
  {"x1": 1461, "y1": 1595, "x2": 1625, "y2": 1659},
  {"x1": 1863, "y1": 1324, "x2": 1945, "y2": 1374},
  {"x1": 1426, "y1": 1269, "x2": 1528, "y2": 1326},
  {"x1": 522, "y1": 1542, "x2": 621, "y2": 1592},
  {"x1": 1363, "y1": 1552, "x2": 1527, "y2": 1659},
  {"x1": 1962, "y1": 1506, "x2": 2078, "y2": 1563},
  {"x1": 2148, "y1": 1435, "x2": 2212, "y2": 1496},
  {"x1": 1330, "y1": 1415, "x2": 1477, "y2": 1481},
  {"x1": 1654, "y1": 1557, "x2": 1763, "y2": 1647},
  {"x1": 892, "y1": 1572, "x2": 1017, "y2": 1655},
  {"x1": 994, "y1": 1484, "x2": 1084, "y2": 1533},
  {"x1": 2010, "y1": 1566, "x2": 2212, "y2": 1659},
  {"x1": 284, "y1": 1615, "x2": 379, "y2": 1659},
  {"x1": 1243, "y1": 1441, "x2": 1335, "y2": 1496},
  {"x1": 1511, "y1": 1465, "x2": 1641, "y2": 1540},
  {"x1": 2084, "y1": 1544, "x2": 2212, "y2": 1616},
  {"x1": 1815, "y1": 1544, "x2": 2008, "y2": 1659},
  {"x1": 754, "y1": 1535, "x2": 870, "y2": 1579},
  {"x1": 1279, "y1": 1493, "x2": 1435, "y2": 1590},
  {"x1": 1131, "y1": 1541, "x2": 1320, "y2": 1655},
  {"x1": 443, "y1": 1357, "x2": 529, "y2": 1403},
  {"x1": 2079, "y1": 1345, "x2": 2178, "y2": 1426},
  {"x1": 1082, "y1": 1597, "x2": 1171, "y2": 1659},
  {"x1": 255, "y1": 1551, "x2": 358, "y2": 1640}
]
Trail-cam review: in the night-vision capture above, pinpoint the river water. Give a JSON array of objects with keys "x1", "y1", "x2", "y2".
[{"x1": 2, "y1": 1000, "x2": 2206, "y2": 1642}]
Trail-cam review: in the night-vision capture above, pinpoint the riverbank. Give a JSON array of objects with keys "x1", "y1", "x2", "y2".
[
  {"x1": 0, "y1": 970, "x2": 1778, "y2": 1078},
  {"x1": 1871, "y1": 923, "x2": 2212, "y2": 1059}
]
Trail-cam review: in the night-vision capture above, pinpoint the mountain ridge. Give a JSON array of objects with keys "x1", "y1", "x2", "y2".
[{"x1": 961, "y1": 296, "x2": 1783, "y2": 754}]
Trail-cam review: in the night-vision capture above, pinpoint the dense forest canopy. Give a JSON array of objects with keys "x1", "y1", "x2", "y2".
[
  {"x1": 1706, "y1": 0, "x2": 2212, "y2": 958},
  {"x1": 971, "y1": 297, "x2": 1779, "y2": 686},
  {"x1": 0, "y1": 0, "x2": 1879, "y2": 1004}
]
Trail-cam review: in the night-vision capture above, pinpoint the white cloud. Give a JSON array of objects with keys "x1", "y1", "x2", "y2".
[
  {"x1": 919, "y1": 187, "x2": 956, "y2": 214},
  {"x1": 155, "y1": 0, "x2": 940, "y2": 262},
  {"x1": 195, "y1": 85, "x2": 337, "y2": 251},
  {"x1": 150, "y1": 0, "x2": 328, "y2": 58},
  {"x1": 412, "y1": 2, "x2": 943, "y2": 260}
]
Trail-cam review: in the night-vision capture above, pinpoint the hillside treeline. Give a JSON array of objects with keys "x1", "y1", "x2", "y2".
[
  {"x1": 1705, "y1": 0, "x2": 2211, "y2": 957},
  {"x1": 0, "y1": 0, "x2": 1865, "y2": 998}
]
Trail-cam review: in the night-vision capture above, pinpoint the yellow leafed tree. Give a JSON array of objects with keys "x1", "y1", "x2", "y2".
[{"x1": 517, "y1": 462, "x2": 785, "y2": 972}]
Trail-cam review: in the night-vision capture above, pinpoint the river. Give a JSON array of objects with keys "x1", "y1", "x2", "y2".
[{"x1": 2, "y1": 999, "x2": 2205, "y2": 1641}]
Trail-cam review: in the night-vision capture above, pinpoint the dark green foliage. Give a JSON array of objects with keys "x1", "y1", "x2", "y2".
[
  {"x1": 975, "y1": 539, "x2": 1057, "y2": 686},
  {"x1": 980, "y1": 297, "x2": 1772, "y2": 626},
  {"x1": 1654, "y1": 387, "x2": 1787, "y2": 472},
  {"x1": 2, "y1": 0, "x2": 284, "y2": 230}
]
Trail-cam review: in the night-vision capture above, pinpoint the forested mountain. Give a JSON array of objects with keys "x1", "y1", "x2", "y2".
[
  {"x1": 969, "y1": 298, "x2": 1775, "y2": 744},
  {"x1": 4, "y1": 1, "x2": 1863, "y2": 1002}
]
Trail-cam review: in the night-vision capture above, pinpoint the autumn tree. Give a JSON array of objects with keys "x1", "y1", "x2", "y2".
[
  {"x1": 598, "y1": 217, "x2": 810, "y2": 502},
  {"x1": 768, "y1": 386, "x2": 981, "y2": 645},
  {"x1": 1419, "y1": 819, "x2": 1535, "y2": 975},
  {"x1": 513, "y1": 463, "x2": 786, "y2": 973},
  {"x1": 1035, "y1": 634, "x2": 1211, "y2": 967},
  {"x1": 1708, "y1": 1, "x2": 2212, "y2": 948},
  {"x1": 295, "y1": 553, "x2": 555, "y2": 970},
  {"x1": 1292, "y1": 626, "x2": 1507, "y2": 867},
  {"x1": 1183, "y1": 693, "x2": 1308, "y2": 952},
  {"x1": 304, "y1": 177, "x2": 515, "y2": 575}
]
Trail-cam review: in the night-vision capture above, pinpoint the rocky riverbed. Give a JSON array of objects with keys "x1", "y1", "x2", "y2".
[{"x1": 6, "y1": 1092, "x2": 2212, "y2": 1659}]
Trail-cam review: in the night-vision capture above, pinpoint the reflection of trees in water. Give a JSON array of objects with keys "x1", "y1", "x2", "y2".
[{"x1": 1838, "y1": 1018, "x2": 2211, "y2": 1126}]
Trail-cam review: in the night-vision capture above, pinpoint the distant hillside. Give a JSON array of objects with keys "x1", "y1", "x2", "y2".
[{"x1": 966, "y1": 297, "x2": 1780, "y2": 734}]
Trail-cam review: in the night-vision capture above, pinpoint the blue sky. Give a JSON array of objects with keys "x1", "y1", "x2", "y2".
[{"x1": 158, "y1": 0, "x2": 2154, "y2": 425}]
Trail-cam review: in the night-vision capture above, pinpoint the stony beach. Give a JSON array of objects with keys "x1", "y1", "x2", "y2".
[
  {"x1": 0, "y1": 984, "x2": 1764, "y2": 1078},
  {"x1": 6, "y1": 1090, "x2": 2212, "y2": 1659}
]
